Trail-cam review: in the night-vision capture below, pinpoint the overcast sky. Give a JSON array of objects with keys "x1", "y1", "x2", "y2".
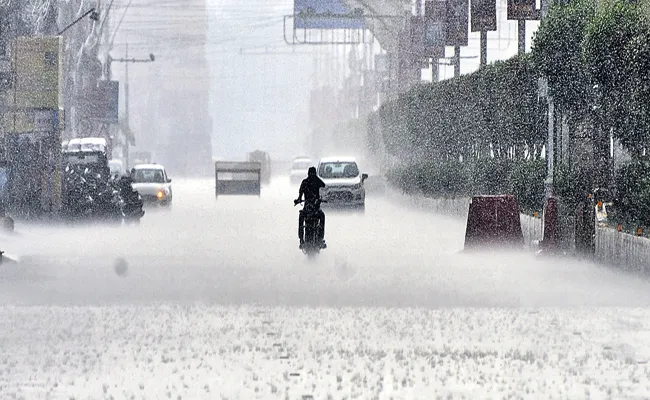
[
  {"x1": 109, "y1": 0, "x2": 539, "y2": 163},
  {"x1": 207, "y1": 0, "x2": 314, "y2": 161}
]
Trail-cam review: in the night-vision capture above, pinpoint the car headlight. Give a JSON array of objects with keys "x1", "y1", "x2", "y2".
[{"x1": 157, "y1": 189, "x2": 168, "y2": 199}]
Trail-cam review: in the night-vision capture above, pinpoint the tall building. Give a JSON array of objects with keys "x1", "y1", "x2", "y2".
[{"x1": 112, "y1": 0, "x2": 212, "y2": 176}]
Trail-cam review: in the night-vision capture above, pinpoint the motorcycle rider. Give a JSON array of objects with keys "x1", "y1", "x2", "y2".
[{"x1": 294, "y1": 166, "x2": 326, "y2": 249}]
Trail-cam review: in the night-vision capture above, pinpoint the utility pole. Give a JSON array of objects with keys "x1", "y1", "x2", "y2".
[
  {"x1": 415, "y1": 0, "x2": 423, "y2": 85},
  {"x1": 546, "y1": 92, "x2": 554, "y2": 199},
  {"x1": 105, "y1": 44, "x2": 155, "y2": 170},
  {"x1": 124, "y1": 42, "x2": 130, "y2": 170},
  {"x1": 517, "y1": 20, "x2": 526, "y2": 54},
  {"x1": 479, "y1": 31, "x2": 487, "y2": 67},
  {"x1": 453, "y1": 46, "x2": 461, "y2": 77},
  {"x1": 540, "y1": 1, "x2": 553, "y2": 200}
]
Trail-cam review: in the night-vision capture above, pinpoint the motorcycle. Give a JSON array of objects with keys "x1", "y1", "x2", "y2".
[
  {"x1": 62, "y1": 166, "x2": 94, "y2": 222},
  {"x1": 295, "y1": 198, "x2": 327, "y2": 257}
]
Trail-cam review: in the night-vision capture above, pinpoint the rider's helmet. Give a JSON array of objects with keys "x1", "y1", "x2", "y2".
[{"x1": 308, "y1": 166, "x2": 317, "y2": 177}]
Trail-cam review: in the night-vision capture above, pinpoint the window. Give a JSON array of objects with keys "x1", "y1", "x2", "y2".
[
  {"x1": 131, "y1": 169, "x2": 166, "y2": 183},
  {"x1": 292, "y1": 160, "x2": 312, "y2": 170},
  {"x1": 45, "y1": 51, "x2": 57, "y2": 67},
  {"x1": 318, "y1": 162, "x2": 359, "y2": 179},
  {"x1": 64, "y1": 154, "x2": 101, "y2": 165}
]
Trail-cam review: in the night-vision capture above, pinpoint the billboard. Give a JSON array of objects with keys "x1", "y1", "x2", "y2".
[
  {"x1": 471, "y1": 0, "x2": 497, "y2": 32},
  {"x1": 424, "y1": 0, "x2": 446, "y2": 58},
  {"x1": 13, "y1": 36, "x2": 63, "y2": 109},
  {"x1": 507, "y1": 0, "x2": 540, "y2": 20},
  {"x1": 445, "y1": 0, "x2": 469, "y2": 46},
  {"x1": 294, "y1": 0, "x2": 364, "y2": 30},
  {"x1": 87, "y1": 80, "x2": 119, "y2": 123}
]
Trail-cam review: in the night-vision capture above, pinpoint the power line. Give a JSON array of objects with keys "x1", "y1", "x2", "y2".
[{"x1": 110, "y1": 0, "x2": 134, "y2": 48}]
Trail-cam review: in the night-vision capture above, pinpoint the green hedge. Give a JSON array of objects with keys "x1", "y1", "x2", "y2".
[
  {"x1": 369, "y1": 0, "x2": 650, "y2": 221},
  {"x1": 386, "y1": 159, "x2": 546, "y2": 213},
  {"x1": 615, "y1": 159, "x2": 650, "y2": 226},
  {"x1": 372, "y1": 54, "x2": 545, "y2": 164},
  {"x1": 532, "y1": 0, "x2": 650, "y2": 156},
  {"x1": 371, "y1": 53, "x2": 547, "y2": 213}
]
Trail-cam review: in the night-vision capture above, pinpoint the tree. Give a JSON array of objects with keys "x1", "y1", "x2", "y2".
[
  {"x1": 531, "y1": 0, "x2": 594, "y2": 117},
  {"x1": 583, "y1": 0, "x2": 650, "y2": 155}
]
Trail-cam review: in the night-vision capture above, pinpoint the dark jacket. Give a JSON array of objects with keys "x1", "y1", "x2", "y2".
[{"x1": 299, "y1": 175, "x2": 326, "y2": 203}]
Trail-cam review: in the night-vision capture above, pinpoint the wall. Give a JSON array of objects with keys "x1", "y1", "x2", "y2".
[{"x1": 595, "y1": 226, "x2": 650, "y2": 273}]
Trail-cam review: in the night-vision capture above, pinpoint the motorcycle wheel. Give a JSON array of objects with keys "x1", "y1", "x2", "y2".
[{"x1": 303, "y1": 218, "x2": 319, "y2": 257}]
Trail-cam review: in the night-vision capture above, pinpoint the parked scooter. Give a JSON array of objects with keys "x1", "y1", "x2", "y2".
[{"x1": 116, "y1": 176, "x2": 144, "y2": 223}]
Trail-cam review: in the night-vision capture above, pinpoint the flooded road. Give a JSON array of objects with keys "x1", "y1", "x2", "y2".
[{"x1": 2, "y1": 178, "x2": 650, "y2": 398}]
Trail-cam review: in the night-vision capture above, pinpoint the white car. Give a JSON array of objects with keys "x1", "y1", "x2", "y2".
[
  {"x1": 130, "y1": 164, "x2": 173, "y2": 207},
  {"x1": 317, "y1": 157, "x2": 368, "y2": 209},
  {"x1": 290, "y1": 157, "x2": 313, "y2": 185}
]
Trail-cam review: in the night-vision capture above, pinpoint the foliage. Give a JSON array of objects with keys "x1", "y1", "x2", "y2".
[
  {"x1": 509, "y1": 159, "x2": 547, "y2": 213},
  {"x1": 614, "y1": 159, "x2": 650, "y2": 226},
  {"x1": 371, "y1": 54, "x2": 545, "y2": 165},
  {"x1": 386, "y1": 159, "x2": 546, "y2": 214},
  {"x1": 531, "y1": 0, "x2": 594, "y2": 116},
  {"x1": 553, "y1": 161, "x2": 593, "y2": 209},
  {"x1": 371, "y1": 0, "x2": 650, "y2": 221},
  {"x1": 583, "y1": 0, "x2": 650, "y2": 155}
]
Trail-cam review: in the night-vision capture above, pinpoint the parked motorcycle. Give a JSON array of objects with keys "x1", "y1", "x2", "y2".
[
  {"x1": 116, "y1": 176, "x2": 144, "y2": 223},
  {"x1": 62, "y1": 166, "x2": 94, "y2": 222},
  {"x1": 62, "y1": 166, "x2": 143, "y2": 224}
]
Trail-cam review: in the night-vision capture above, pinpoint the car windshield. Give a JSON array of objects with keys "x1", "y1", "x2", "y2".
[
  {"x1": 131, "y1": 168, "x2": 165, "y2": 183},
  {"x1": 318, "y1": 162, "x2": 359, "y2": 179},
  {"x1": 292, "y1": 160, "x2": 311, "y2": 170},
  {"x1": 64, "y1": 154, "x2": 101, "y2": 165}
]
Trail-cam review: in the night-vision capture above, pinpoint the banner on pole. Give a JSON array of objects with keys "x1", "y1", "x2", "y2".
[
  {"x1": 507, "y1": 0, "x2": 541, "y2": 20},
  {"x1": 424, "y1": 0, "x2": 446, "y2": 58},
  {"x1": 294, "y1": 0, "x2": 365, "y2": 29},
  {"x1": 445, "y1": 0, "x2": 469, "y2": 46},
  {"x1": 471, "y1": 0, "x2": 497, "y2": 32}
]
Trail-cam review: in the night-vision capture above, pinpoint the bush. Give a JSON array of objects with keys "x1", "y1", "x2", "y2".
[
  {"x1": 471, "y1": 158, "x2": 513, "y2": 195},
  {"x1": 386, "y1": 158, "x2": 546, "y2": 214},
  {"x1": 615, "y1": 159, "x2": 650, "y2": 226},
  {"x1": 510, "y1": 159, "x2": 546, "y2": 213},
  {"x1": 371, "y1": 0, "x2": 650, "y2": 223},
  {"x1": 373, "y1": 54, "x2": 545, "y2": 164}
]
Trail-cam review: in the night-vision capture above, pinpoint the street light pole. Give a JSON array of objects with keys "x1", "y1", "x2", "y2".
[
  {"x1": 125, "y1": 42, "x2": 130, "y2": 170},
  {"x1": 57, "y1": 8, "x2": 99, "y2": 36},
  {"x1": 106, "y1": 45, "x2": 155, "y2": 170}
]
